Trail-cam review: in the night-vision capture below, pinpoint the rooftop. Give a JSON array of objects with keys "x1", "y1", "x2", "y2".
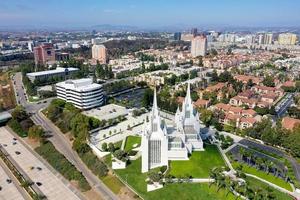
[
  {"x1": 83, "y1": 104, "x2": 128, "y2": 121},
  {"x1": 56, "y1": 78, "x2": 102, "y2": 92},
  {"x1": 26, "y1": 67, "x2": 79, "y2": 77}
]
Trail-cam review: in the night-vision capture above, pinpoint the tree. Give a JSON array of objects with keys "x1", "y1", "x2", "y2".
[
  {"x1": 11, "y1": 105, "x2": 28, "y2": 122},
  {"x1": 142, "y1": 88, "x2": 153, "y2": 108},
  {"x1": 200, "y1": 109, "x2": 213, "y2": 127},
  {"x1": 113, "y1": 150, "x2": 127, "y2": 162},
  {"x1": 108, "y1": 143, "x2": 115, "y2": 153},
  {"x1": 28, "y1": 125, "x2": 44, "y2": 140},
  {"x1": 262, "y1": 75, "x2": 275, "y2": 87},
  {"x1": 73, "y1": 139, "x2": 90, "y2": 154},
  {"x1": 101, "y1": 142, "x2": 107, "y2": 151}
]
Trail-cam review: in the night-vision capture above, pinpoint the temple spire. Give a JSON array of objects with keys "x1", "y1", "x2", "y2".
[
  {"x1": 186, "y1": 82, "x2": 192, "y2": 103},
  {"x1": 152, "y1": 87, "x2": 159, "y2": 116}
]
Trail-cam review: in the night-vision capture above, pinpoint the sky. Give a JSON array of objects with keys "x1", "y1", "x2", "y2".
[{"x1": 0, "y1": 0, "x2": 300, "y2": 29}]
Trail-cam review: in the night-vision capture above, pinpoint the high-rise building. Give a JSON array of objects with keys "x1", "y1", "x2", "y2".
[
  {"x1": 218, "y1": 34, "x2": 236, "y2": 43},
  {"x1": 191, "y1": 35, "x2": 207, "y2": 57},
  {"x1": 92, "y1": 44, "x2": 107, "y2": 64},
  {"x1": 174, "y1": 32, "x2": 181, "y2": 41},
  {"x1": 33, "y1": 43, "x2": 55, "y2": 65},
  {"x1": 191, "y1": 28, "x2": 198, "y2": 36},
  {"x1": 91, "y1": 37, "x2": 107, "y2": 45},
  {"x1": 27, "y1": 41, "x2": 34, "y2": 52},
  {"x1": 258, "y1": 33, "x2": 273, "y2": 45},
  {"x1": 246, "y1": 35, "x2": 255, "y2": 44},
  {"x1": 181, "y1": 33, "x2": 194, "y2": 42},
  {"x1": 263, "y1": 33, "x2": 273, "y2": 45},
  {"x1": 278, "y1": 33, "x2": 298, "y2": 45},
  {"x1": 258, "y1": 34, "x2": 264, "y2": 45}
]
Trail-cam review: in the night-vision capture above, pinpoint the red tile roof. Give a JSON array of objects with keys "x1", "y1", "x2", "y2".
[{"x1": 282, "y1": 117, "x2": 300, "y2": 130}]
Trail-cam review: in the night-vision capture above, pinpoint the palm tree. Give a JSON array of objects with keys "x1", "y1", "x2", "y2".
[
  {"x1": 239, "y1": 147, "x2": 245, "y2": 161},
  {"x1": 255, "y1": 157, "x2": 263, "y2": 170},
  {"x1": 265, "y1": 161, "x2": 274, "y2": 174},
  {"x1": 248, "y1": 151, "x2": 254, "y2": 166}
]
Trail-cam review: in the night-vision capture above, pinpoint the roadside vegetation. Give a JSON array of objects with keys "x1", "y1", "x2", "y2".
[
  {"x1": 43, "y1": 99, "x2": 109, "y2": 179},
  {"x1": 8, "y1": 105, "x2": 34, "y2": 137},
  {"x1": 35, "y1": 141, "x2": 91, "y2": 191}
]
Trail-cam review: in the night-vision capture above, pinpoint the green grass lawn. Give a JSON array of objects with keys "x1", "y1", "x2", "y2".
[
  {"x1": 169, "y1": 144, "x2": 225, "y2": 178},
  {"x1": 115, "y1": 158, "x2": 238, "y2": 200},
  {"x1": 245, "y1": 176, "x2": 294, "y2": 200},
  {"x1": 232, "y1": 161, "x2": 293, "y2": 191},
  {"x1": 101, "y1": 174, "x2": 124, "y2": 194},
  {"x1": 124, "y1": 136, "x2": 141, "y2": 152}
]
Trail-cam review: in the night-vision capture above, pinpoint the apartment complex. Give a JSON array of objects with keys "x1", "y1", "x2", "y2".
[
  {"x1": 92, "y1": 44, "x2": 107, "y2": 64},
  {"x1": 34, "y1": 43, "x2": 55, "y2": 65},
  {"x1": 278, "y1": 33, "x2": 298, "y2": 45},
  {"x1": 56, "y1": 78, "x2": 104, "y2": 110}
]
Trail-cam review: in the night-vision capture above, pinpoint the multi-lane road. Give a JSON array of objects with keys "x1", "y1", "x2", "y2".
[{"x1": 11, "y1": 72, "x2": 118, "y2": 200}]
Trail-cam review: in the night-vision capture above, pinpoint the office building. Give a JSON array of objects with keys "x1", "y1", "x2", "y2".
[
  {"x1": 91, "y1": 37, "x2": 107, "y2": 45},
  {"x1": 141, "y1": 84, "x2": 204, "y2": 173},
  {"x1": 191, "y1": 28, "x2": 198, "y2": 36},
  {"x1": 55, "y1": 52, "x2": 70, "y2": 61},
  {"x1": 181, "y1": 33, "x2": 194, "y2": 42},
  {"x1": 191, "y1": 35, "x2": 207, "y2": 57},
  {"x1": 33, "y1": 43, "x2": 55, "y2": 65},
  {"x1": 27, "y1": 41, "x2": 34, "y2": 52},
  {"x1": 92, "y1": 44, "x2": 107, "y2": 64},
  {"x1": 174, "y1": 32, "x2": 181, "y2": 41},
  {"x1": 26, "y1": 67, "x2": 79, "y2": 82},
  {"x1": 56, "y1": 78, "x2": 104, "y2": 110},
  {"x1": 278, "y1": 33, "x2": 298, "y2": 45}
]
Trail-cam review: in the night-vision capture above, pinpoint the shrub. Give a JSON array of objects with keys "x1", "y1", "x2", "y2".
[
  {"x1": 8, "y1": 119, "x2": 27, "y2": 137},
  {"x1": 160, "y1": 166, "x2": 168, "y2": 174},
  {"x1": 35, "y1": 141, "x2": 91, "y2": 191}
]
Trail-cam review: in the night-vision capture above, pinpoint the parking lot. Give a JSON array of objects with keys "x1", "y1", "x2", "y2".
[{"x1": 0, "y1": 127, "x2": 81, "y2": 200}]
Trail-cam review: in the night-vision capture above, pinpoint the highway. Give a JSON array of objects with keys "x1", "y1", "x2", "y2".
[{"x1": 12, "y1": 72, "x2": 118, "y2": 200}]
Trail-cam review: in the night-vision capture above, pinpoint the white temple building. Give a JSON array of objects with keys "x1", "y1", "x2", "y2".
[{"x1": 141, "y1": 83, "x2": 204, "y2": 173}]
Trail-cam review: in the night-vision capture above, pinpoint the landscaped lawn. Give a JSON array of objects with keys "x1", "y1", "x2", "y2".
[
  {"x1": 124, "y1": 136, "x2": 141, "y2": 152},
  {"x1": 245, "y1": 176, "x2": 294, "y2": 200},
  {"x1": 115, "y1": 158, "x2": 238, "y2": 200},
  {"x1": 232, "y1": 161, "x2": 293, "y2": 191},
  {"x1": 169, "y1": 144, "x2": 226, "y2": 178},
  {"x1": 101, "y1": 174, "x2": 124, "y2": 194}
]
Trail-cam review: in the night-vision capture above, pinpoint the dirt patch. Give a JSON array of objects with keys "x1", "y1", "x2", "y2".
[
  {"x1": 0, "y1": 72, "x2": 16, "y2": 110},
  {"x1": 24, "y1": 137, "x2": 41, "y2": 149},
  {"x1": 118, "y1": 186, "x2": 140, "y2": 200},
  {"x1": 83, "y1": 188, "x2": 103, "y2": 200}
]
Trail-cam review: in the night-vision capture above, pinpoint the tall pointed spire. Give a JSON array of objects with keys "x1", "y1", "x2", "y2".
[
  {"x1": 152, "y1": 87, "x2": 159, "y2": 116},
  {"x1": 185, "y1": 82, "x2": 192, "y2": 103}
]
